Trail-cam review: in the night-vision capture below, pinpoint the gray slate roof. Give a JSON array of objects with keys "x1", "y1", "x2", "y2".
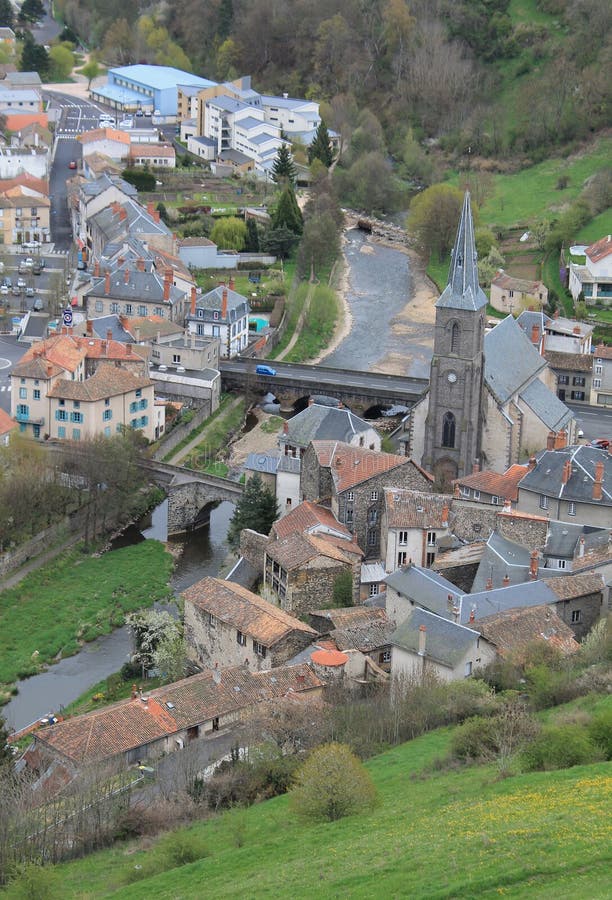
[
  {"x1": 391, "y1": 608, "x2": 480, "y2": 668},
  {"x1": 245, "y1": 453, "x2": 279, "y2": 475},
  {"x1": 518, "y1": 445, "x2": 612, "y2": 506},
  {"x1": 435, "y1": 192, "x2": 487, "y2": 312},
  {"x1": 484, "y1": 316, "x2": 546, "y2": 404},
  {"x1": 188, "y1": 285, "x2": 249, "y2": 325},
  {"x1": 276, "y1": 455, "x2": 301, "y2": 474},
  {"x1": 283, "y1": 403, "x2": 375, "y2": 449},
  {"x1": 520, "y1": 378, "x2": 573, "y2": 431},
  {"x1": 85, "y1": 267, "x2": 184, "y2": 306}
]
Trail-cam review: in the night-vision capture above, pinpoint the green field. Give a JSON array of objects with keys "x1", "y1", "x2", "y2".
[
  {"x1": 0, "y1": 542, "x2": 173, "y2": 698},
  {"x1": 49, "y1": 700, "x2": 612, "y2": 899}
]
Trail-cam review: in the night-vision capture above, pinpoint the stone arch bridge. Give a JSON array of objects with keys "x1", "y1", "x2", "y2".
[{"x1": 139, "y1": 460, "x2": 243, "y2": 536}]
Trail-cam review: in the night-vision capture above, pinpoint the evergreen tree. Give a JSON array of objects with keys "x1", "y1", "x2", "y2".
[
  {"x1": 262, "y1": 226, "x2": 299, "y2": 259},
  {"x1": 245, "y1": 217, "x2": 260, "y2": 252},
  {"x1": 227, "y1": 472, "x2": 279, "y2": 547},
  {"x1": 272, "y1": 185, "x2": 303, "y2": 234},
  {"x1": 20, "y1": 30, "x2": 49, "y2": 76},
  {"x1": 308, "y1": 119, "x2": 334, "y2": 168},
  {"x1": 272, "y1": 144, "x2": 297, "y2": 184},
  {"x1": 0, "y1": 0, "x2": 13, "y2": 29},
  {"x1": 217, "y1": 0, "x2": 234, "y2": 40},
  {"x1": 18, "y1": 0, "x2": 44, "y2": 24}
]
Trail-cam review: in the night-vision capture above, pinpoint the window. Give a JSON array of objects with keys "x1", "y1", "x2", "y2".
[
  {"x1": 426, "y1": 551, "x2": 436, "y2": 567},
  {"x1": 346, "y1": 491, "x2": 354, "y2": 501},
  {"x1": 212, "y1": 325, "x2": 220, "y2": 337},
  {"x1": 461, "y1": 486, "x2": 470, "y2": 498},
  {"x1": 253, "y1": 640, "x2": 267, "y2": 658},
  {"x1": 442, "y1": 411, "x2": 455, "y2": 448},
  {"x1": 57, "y1": 426, "x2": 65, "y2": 438},
  {"x1": 595, "y1": 365, "x2": 602, "y2": 374},
  {"x1": 138, "y1": 305, "x2": 147, "y2": 316},
  {"x1": 370, "y1": 490, "x2": 378, "y2": 501},
  {"x1": 573, "y1": 376, "x2": 586, "y2": 386},
  {"x1": 571, "y1": 609, "x2": 581, "y2": 623},
  {"x1": 473, "y1": 490, "x2": 480, "y2": 500},
  {"x1": 379, "y1": 650, "x2": 391, "y2": 664},
  {"x1": 103, "y1": 409, "x2": 112, "y2": 421},
  {"x1": 345, "y1": 508, "x2": 353, "y2": 525},
  {"x1": 571, "y1": 391, "x2": 585, "y2": 401},
  {"x1": 450, "y1": 322, "x2": 460, "y2": 353},
  {"x1": 367, "y1": 529, "x2": 377, "y2": 547},
  {"x1": 172, "y1": 354, "x2": 181, "y2": 364},
  {"x1": 72, "y1": 428, "x2": 80, "y2": 440},
  {"x1": 397, "y1": 551, "x2": 407, "y2": 566},
  {"x1": 33, "y1": 389, "x2": 40, "y2": 400},
  {"x1": 135, "y1": 389, "x2": 142, "y2": 398},
  {"x1": 539, "y1": 495, "x2": 549, "y2": 510},
  {"x1": 110, "y1": 302, "x2": 119, "y2": 313},
  {"x1": 369, "y1": 583, "x2": 379, "y2": 597},
  {"x1": 558, "y1": 375, "x2": 569, "y2": 385},
  {"x1": 368, "y1": 508, "x2": 378, "y2": 525},
  {"x1": 491, "y1": 495, "x2": 500, "y2": 505},
  {"x1": 213, "y1": 310, "x2": 219, "y2": 320},
  {"x1": 398, "y1": 530, "x2": 408, "y2": 545},
  {"x1": 236, "y1": 630, "x2": 246, "y2": 646},
  {"x1": 105, "y1": 397, "x2": 110, "y2": 406},
  {"x1": 55, "y1": 409, "x2": 67, "y2": 421},
  {"x1": 71, "y1": 412, "x2": 83, "y2": 423},
  {"x1": 74, "y1": 401, "x2": 80, "y2": 409},
  {"x1": 568, "y1": 501, "x2": 576, "y2": 516},
  {"x1": 208, "y1": 613, "x2": 217, "y2": 628},
  {"x1": 16, "y1": 404, "x2": 28, "y2": 417},
  {"x1": 19, "y1": 387, "x2": 26, "y2": 399},
  {"x1": 465, "y1": 661, "x2": 473, "y2": 677},
  {"x1": 427, "y1": 531, "x2": 436, "y2": 546},
  {"x1": 557, "y1": 559, "x2": 566, "y2": 569},
  {"x1": 155, "y1": 307, "x2": 164, "y2": 317},
  {"x1": 593, "y1": 379, "x2": 601, "y2": 388}
]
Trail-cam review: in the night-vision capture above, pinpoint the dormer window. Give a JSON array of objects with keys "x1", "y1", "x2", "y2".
[{"x1": 213, "y1": 311, "x2": 219, "y2": 320}]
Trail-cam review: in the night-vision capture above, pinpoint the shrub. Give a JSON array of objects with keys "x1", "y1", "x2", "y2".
[
  {"x1": 588, "y1": 709, "x2": 612, "y2": 760},
  {"x1": 157, "y1": 830, "x2": 209, "y2": 868},
  {"x1": 289, "y1": 742, "x2": 378, "y2": 822},
  {"x1": 450, "y1": 716, "x2": 499, "y2": 761},
  {"x1": 521, "y1": 724, "x2": 601, "y2": 771}
]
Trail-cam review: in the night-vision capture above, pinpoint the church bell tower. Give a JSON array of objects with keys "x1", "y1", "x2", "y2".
[{"x1": 422, "y1": 192, "x2": 487, "y2": 482}]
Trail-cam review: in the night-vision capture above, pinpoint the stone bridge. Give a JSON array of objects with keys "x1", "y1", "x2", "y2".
[{"x1": 139, "y1": 460, "x2": 243, "y2": 536}]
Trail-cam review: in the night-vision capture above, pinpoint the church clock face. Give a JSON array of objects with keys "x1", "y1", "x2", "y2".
[{"x1": 447, "y1": 372, "x2": 457, "y2": 383}]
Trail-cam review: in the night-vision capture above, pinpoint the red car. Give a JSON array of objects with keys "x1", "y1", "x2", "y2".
[
  {"x1": 591, "y1": 438, "x2": 610, "y2": 450},
  {"x1": 68, "y1": 160, "x2": 77, "y2": 170}
]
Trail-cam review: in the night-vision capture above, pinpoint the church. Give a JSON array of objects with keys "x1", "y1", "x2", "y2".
[{"x1": 407, "y1": 192, "x2": 575, "y2": 483}]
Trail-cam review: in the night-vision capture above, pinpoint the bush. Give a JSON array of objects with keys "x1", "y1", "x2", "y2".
[
  {"x1": 588, "y1": 709, "x2": 612, "y2": 760},
  {"x1": 289, "y1": 742, "x2": 378, "y2": 822},
  {"x1": 450, "y1": 716, "x2": 500, "y2": 761},
  {"x1": 521, "y1": 724, "x2": 601, "y2": 771},
  {"x1": 121, "y1": 168, "x2": 156, "y2": 192},
  {"x1": 157, "y1": 830, "x2": 209, "y2": 868}
]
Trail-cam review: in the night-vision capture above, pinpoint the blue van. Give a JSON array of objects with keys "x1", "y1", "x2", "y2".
[{"x1": 256, "y1": 364, "x2": 277, "y2": 376}]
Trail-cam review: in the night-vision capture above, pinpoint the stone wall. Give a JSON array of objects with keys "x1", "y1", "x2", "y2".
[
  {"x1": 497, "y1": 510, "x2": 549, "y2": 550},
  {"x1": 152, "y1": 403, "x2": 211, "y2": 460},
  {"x1": 283, "y1": 557, "x2": 354, "y2": 617},
  {"x1": 450, "y1": 500, "x2": 499, "y2": 543},
  {"x1": 554, "y1": 593, "x2": 603, "y2": 641},
  {"x1": 239, "y1": 529, "x2": 267, "y2": 574}
]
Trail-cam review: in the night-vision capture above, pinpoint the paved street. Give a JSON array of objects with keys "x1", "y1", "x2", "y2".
[
  {"x1": 567, "y1": 402, "x2": 612, "y2": 443},
  {"x1": 0, "y1": 334, "x2": 26, "y2": 413}
]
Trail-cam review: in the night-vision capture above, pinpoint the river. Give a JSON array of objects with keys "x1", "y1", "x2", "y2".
[{"x1": 3, "y1": 500, "x2": 235, "y2": 733}]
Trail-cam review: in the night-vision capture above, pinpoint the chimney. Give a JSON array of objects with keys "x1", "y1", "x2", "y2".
[
  {"x1": 531, "y1": 323, "x2": 539, "y2": 344},
  {"x1": 579, "y1": 536, "x2": 585, "y2": 558},
  {"x1": 502, "y1": 573, "x2": 510, "y2": 587},
  {"x1": 283, "y1": 420, "x2": 289, "y2": 434},
  {"x1": 418, "y1": 625, "x2": 427, "y2": 656},
  {"x1": 137, "y1": 257, "x2": 145, "y2": 272},
  {"x1": 547, "y1": 431, "x2": 555, "y2": 450},
  {"x1": 190, "y1": 286, "x2": 197, "y2": 316},
  {"x1": 561, "y1": 459, "x2": 571, "y2": 484},
  {"x1": 126, "y1": 343, "x2": 132, "y2": 355},
  {"x1": 153, "y1": 210, "x2": 160, "y2": 223},
  {"x1": 308, "y1": 397, "x2": 314, "y2": 406},
  {"x1": 118, "y1": 256, "x2": 125, "y2": 267},
  {"x1": 485, "y1": 577, "x2": 493, "y2": 591},
  {"x1": 131, "y1": 684, "x2": 138, "y2": 700},
  {"x1": 529, "y1": 550, "x2": 539, "y2": 580},
  {"x1": 593, "y1": 461, "x2": 604, "y2": 501},
  {"x1": 453, "y1": 482, "x2": 460, "y2": 498},
  {"x1": 164, "y1": 279, "x2": 170, "y2": 302},
  {"x1": 164, "y1": 268, "x2": 172, "y2": 284},
  {"x1": 554, "y1": 308, "x2": 560, "y2": 319},
  {"x1": 229, "y1": 277, "x2": 235, "y2": 291},
  {"x1": 105, "y1": 270, "x2": 110, "y2": 294},
  {"x1": 441, "y1": 503, "x2": 449, "y2": 527},
  {"x1": 46, "y1": 363, "x2": 52, "y2": 377},
  {"x1": 86, "y1": 320, "x2": 93, "y2": 335},
  {"x1": 147, "y1": 201, "x2": 155, "y2": 216},
  {"x1": 119, "y1": 206, "x2": 127, "y2": 221},
  {"x1": 124, "y1": 267, "x2": 130, "y2": 284},
  {"x1": 221, "y1": 288, "x2": 228, "y2": 319},
  {"x1": 540, "y1": 330, "x2": 545, "y2": 355},
  {"x1": 101, "y1": 340, "x2": 107, "y2": 355},
  {"x1": 135, "y1": 327, "x2": 140, "y2": 342},
  {"x1": 502, "y1": 497, "x2": 512, "y2": 513},
  {"x1": 528, "y1": 456, "x2": 537, "y2": 471},
  {"x1": 472, "y1": 459, "x2": 480, "y2": 474},
  {"x1": 106, "y1": 329, "x2": 112, "y2": 342},
  {"x1": 555, "y1": 430, "x2": 567, "y2": 450},
  {"x1": 94, "y1": 260, "x2": 100, "y2": 277},
  {"x1": 573, "y1": 325, "x2": 581, "y2": 334},
  {"x1": 469, "y1": 608, "x2": 475, "y2": 624}
]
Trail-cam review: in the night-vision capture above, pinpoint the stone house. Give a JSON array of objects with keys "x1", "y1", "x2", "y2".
[
  {"x1": 475, "y1": 605, "x2": 579, "y2": 660},
  {"x1": 27, "y1": 664, "x2": 323, "y2": 780},
  {"x1": 185, "y1": 280, "x2": 249, "y2": 358},
  {"x1": 452, "y1": 464, "x2": 527, "y2": 508},
  {"x1": 544, "y1": 350, "x2": 593, "y2": 404},
  {"x1": 279, "y1": 402, "x2": 381, "y2": 459},
  {"x1": 381, "y1": 489, "x2": 450, "y2": 571},
  {"x1": 301, "y1": 441, "x2": 434, "y2": 559},
  {"x1": 85, "y1": 265, "x2": 187, "y2": 324},
  {"x1": 390, "y1": 607, "x2": 496, "y2": 682},
  {"x1": 183, "y1": 576, "x2": 317, "y2": 671},
  {"x1": 490, "y1": 271, "x2": 548, "y2": 315},
  {"x1": 263, "y1": 531, "x2": 363, "y2": 616},
  {"x1": 590, "y1": 344, "x2": 612, "y2": 407}
]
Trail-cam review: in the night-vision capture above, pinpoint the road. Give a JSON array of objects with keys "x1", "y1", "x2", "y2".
[
  {"x1": 566, "y1": 402, "x2": 612, "y2": 442},
  {"x1": 0, "y1": 334, "x2": 26, "y2": 413}
]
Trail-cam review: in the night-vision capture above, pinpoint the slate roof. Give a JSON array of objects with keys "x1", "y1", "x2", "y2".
[
  {"x1": 391, "y1": 608, "x2": 481, "y2": 668},
  {"x1": 85, "y1": 267, "x2": 184, "y2": 306},
  {"x1": 310, "y1": 440, "x2": 433, "y2": 493},
  {"x1": 188, "y1": 285, "x2": 249, "y2": 325},
  {"x1": 545, "y1": 316, "x2": 593, "y2": 338},
  {"x1": 454, "y1": 464, "x2": 527, "y2": 501},
  {"x1": 35, "y1": 664, "x2": 321, "y2": 764},
  {"x1": 276, "y1": 455, "x2": 301, "y2": 474},
  {"x1": 518, "y1": 445, "x2": 612, "y2": 506},
  {"x1": 516, "y1": 309, "x2": 551, "y2": 343},
  {"x1": 361, "y1": 561, "x2": 387, "y2": 584},
  {"x1": 283, "y1": 404, "x2": 376, "y2": 449},
  {"x1": 435, "y1": 192, "x2": 487, "y2": 312},
  {"x1": 475, "y1": 605, "x2": 579, "y2": 658},
  {"x1": 182, "y1": 576, "x2": 315, "y2": 645},
  {"x1": 544, "y1": 351, "x2": 593, "y2": 373},
  {"x1": 330, "y1": 619, "x2": 394, "y2": 654},
  {"x1": 245, "y1": 452, "x2": 280, "y2": 475},
  {"x1": 385, "y1": 566, "x2": 462, "y2": 618},
  {"x1": 484, "y1": 315, "x2": 547, "y2": 404},
  {"x1": 272, "y1": 500, "x2": 351, "y2": 541},
  {"x1": 545, "y1": 521, "x2": 609, "y2": 558},
  {"x1": 384, "y1": 489, "x2": 449, "y2": 528},
  {"x1": 519, "y1": 378, "x2": 573, "y2": 431},
  {"x1": 47, "y1": 365, "x2": 152, "y2": 402},
  {"x1": 89, "y1": 198, "x2": 172, "y2": 243}
]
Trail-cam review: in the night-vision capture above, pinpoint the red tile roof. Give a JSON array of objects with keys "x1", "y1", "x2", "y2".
[
  {"x1": 586, "y1": 235, "x2": 612, "y2": 264},
  {"x1": 311, "y1": 440, "x2": 433, "y2": 493},
  {"x1": 454, "y1": 464, "x2": 527, "y2": 501},
  {"x1": 47, "y1": 364, "x2": 152, "y2": 401},
  {"x1": 15, "y1": 334, "x2": 147, "y2": 375},
  {"x1": 0, "y1": 407, "x2": 16, "y2": 437},
  {"x1": 476, "y1": 605, "x2": 579, "y2": 658},
  {"x1": 311, "y1": 648, "x2": 348, "y2": 667},
  {"x1": 266, "y1": 531, "x2": 360, "y2": 571},
  {"x1": 384, "y1": 490, "x2": 449, "y2": 528},
  {"x1": 272, "y1": 500, "x2": 351, "y2": 540}
]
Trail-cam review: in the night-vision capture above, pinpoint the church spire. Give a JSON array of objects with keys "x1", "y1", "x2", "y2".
[{"x1": 435, "y1": 191, "x2": 487, "y2": 311}]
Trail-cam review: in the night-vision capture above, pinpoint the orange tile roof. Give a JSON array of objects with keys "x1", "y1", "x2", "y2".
[
  {"x1": 0, "y1": 407, "x2": 16, "y2": 437},
  {"x1": 35, "y1": 664, "x2": 322, "y2": 764},
  {"x1": 454, "y1": 464, "x2": 527, "y2": 501},
  {"x1": 311, "y1": 440, "x2": 433, "y2": 493},
  {"x1": 0, "y1": 173, "x2": 48, "y2": 195},
  {"x1": 266, "y1": 531, "x2": 359, "y2": 571},
  {"x1": 130, "y1": 144, "x2": 175, "y2": 157},
  {"x1": 272, "y1": 500, "x2": 351, "y2": 540},
  {"x1": 476, "y1": 605, "x2": 579, "y2": 659},
  {"x1": 4, "y1": 112, "x2": 48, "y2": 131},
  {"x1": 79, "y1": 127, "x2": 131, "y2": 145},
  {"x1": 47, "y1": 364, "x2": 152, "y2": 402},
  {"x1": 311, "y1": 648, "x2": 348, "y2": 666},
  {"x1": 182, "y1": 576, "x2": 316, "y2": 645},
  {"x1": 384, "y1": 489, "x2": 449, "y2": 528},
  {"x1": 586, "y1": 235, "x2": 612, "y2": 264},
  {"x1": 17, "y1": 334, "x2": 147, "y2": 374}
]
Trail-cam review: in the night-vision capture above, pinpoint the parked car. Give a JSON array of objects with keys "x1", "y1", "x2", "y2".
[
  {"x1": 12, "y1": 284, "x2": 21, "y2": 295},
  {"x1": 17, "y1": 278, "x2": 26, "y2": 289},
  {"x1": 25, "y1": 286, "x2": 34, "y2": 296},
  {"x1": 4, "y1": 277, "x2": 12, "y2": 288},
  {"x1": 119, "y1": 118, "x2": 133, "y2": 128},
  {"x1": 22, "y1": 241, "x2": 40, "y2": 250},
  {"x1": 32, "y1": 297, "x2": 43, "y2": 311},
  {"x1": 256, "y1": 364, "x2": 277, "y2": 376},
  {"x1": 0, "y1": 284, "x2": 8, "y2": 295},
  {"x1": 32, "y1": 261, "x2": 43, "y2": 275},
  {"x1": 68, "y1": 160, "x2": 77, "y2": 170},
  {"x1": 591, "y1": 438, "x2": 610, "y2": 450},
  {"x1": 135, "y1": 108, "x2": 144, "y2": 117},
  {"x1": 0, "y1": 261, "x2": 4, "y2": 273}
]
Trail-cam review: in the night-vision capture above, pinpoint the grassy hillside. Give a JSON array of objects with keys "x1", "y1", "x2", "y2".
[{"x1": 51, "y1": 696, "x2": 612, "y2": 899}]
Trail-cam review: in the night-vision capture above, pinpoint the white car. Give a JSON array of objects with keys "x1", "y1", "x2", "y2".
[
  {"x1": 119, "y1": 118, "x2": 134, "y2": 129},
  {"x1": 0, "y1": 285, "x2": 8, "y2": 295}
]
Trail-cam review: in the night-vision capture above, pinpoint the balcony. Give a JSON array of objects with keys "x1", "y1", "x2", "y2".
[{"x1": 15, "y1": 412, "x2": 44, "y2": 425}]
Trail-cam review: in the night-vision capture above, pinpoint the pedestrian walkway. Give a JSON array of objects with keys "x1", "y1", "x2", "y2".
[
  {"x1": 167, "y1": 395, "x2": 244, "y2": 467},
  {"x1": 275, "y1": 282, "x2": 316, "y2": 361},
  {"x1": 0, "y1": 532, "x2": 82, "y2": 593}
]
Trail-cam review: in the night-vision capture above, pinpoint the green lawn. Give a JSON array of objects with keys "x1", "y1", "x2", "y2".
[
  {"x1": 575, "y1": 209, "x2": 612, "y2": 246},
  {"x1": 51, "y1": 709, "x2": 612, "y2": 899},
  {"x1": 0, "y1": 542, "x2": 173, "y2": 698}
]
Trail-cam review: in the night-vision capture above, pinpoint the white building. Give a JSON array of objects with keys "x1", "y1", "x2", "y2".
[
  {"x1": 186, "y1": 282, "x2": 250, "y2": 357},
  {"x1": 569, "y1": 235, "x2": 612, "y2": 305}
]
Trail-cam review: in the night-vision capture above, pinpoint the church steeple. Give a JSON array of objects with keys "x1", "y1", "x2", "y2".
[{"x1": 435, "y1": 192, "x2": 487, "y2": 312}]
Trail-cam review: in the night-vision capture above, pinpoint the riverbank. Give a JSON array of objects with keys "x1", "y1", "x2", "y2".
[{"x1": 310, "y1": 230, "x2": 439, "y2": 373}]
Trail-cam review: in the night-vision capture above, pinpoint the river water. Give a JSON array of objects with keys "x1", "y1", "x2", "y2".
[{"x1": 3, "y1": 500, "x2": 235, "y2": 732}]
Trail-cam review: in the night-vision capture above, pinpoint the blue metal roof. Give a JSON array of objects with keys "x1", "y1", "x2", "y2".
[{"x1": 110, "y1": 65, "x2": 215, "y2": 91}]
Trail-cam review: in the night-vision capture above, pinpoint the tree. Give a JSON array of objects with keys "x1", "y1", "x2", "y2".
[
  {"x1": 18, "y1": 0, "x2": 44, "y2": 24},
  {"x1": 0, "y1": 0, "x2": 13, "y2": 29},
  {"x1": 244, "y1": 217, "x2": 260, "y2": 252},
  {"x1": 289, "y1": 742, "x2": 378, "y2": 822},
  {"x1": 210, "y1": 216, "x2": 247, "y2": 250},
  {"x1": 81, "y1": 59, "x2": 100, "y2": 90},
  {"x1": 408, "y1": 184, "x2": 465, "y2": 261},
  {"x1": 20, "y1": 31, "x2": 49, "y2": 77},
  {"x1": 121, "y1": 168, "x2": 156, "y2": 192},
  {"x1": 102, "y1": 18, "x2": 135, "y2": 66},
  {"x1": 227, "y1": 472, "x2": 279, "y2": 547},
  {"x1": 0, "y1": 715, "x2": 12, "y2": 775},
  {"x1": 49, "y1": 44, "x2": 74, "y2": 82},
  {"x1": 271, "y1": 185, "x2": 303, "y2": 234},
  {"x1": 125, "y1": 609, "x2": 182, "y2": 675},
  {"x1": 262, "y1": 226, "x2": 299, "y2": 259},
  {"x1": 298, "y1": 211, "x2": 340, "y2": 278},
  {"x1": 153, "y1": 631, "x2": 187, "y2": 684},
  {"x1": 332, "y1": 570, "x2": 353, "y2": 607},
  {"x1": 308, "y1": 119, "x2": 334, "y2": 168},
  {"x1": 272, "y1": 144, "x2": 297, "y2": 184}
]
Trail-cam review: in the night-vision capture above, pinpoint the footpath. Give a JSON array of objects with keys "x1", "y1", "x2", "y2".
[
  {"x1": 1, "y1": 532, "x2": 82, "y2": 593},
  {"x1": 167, "y1": 395, "x2": 244, "y2": 466},
  {"x1": 275, "y1": 282, "x2": 315, "y2": 361}
]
